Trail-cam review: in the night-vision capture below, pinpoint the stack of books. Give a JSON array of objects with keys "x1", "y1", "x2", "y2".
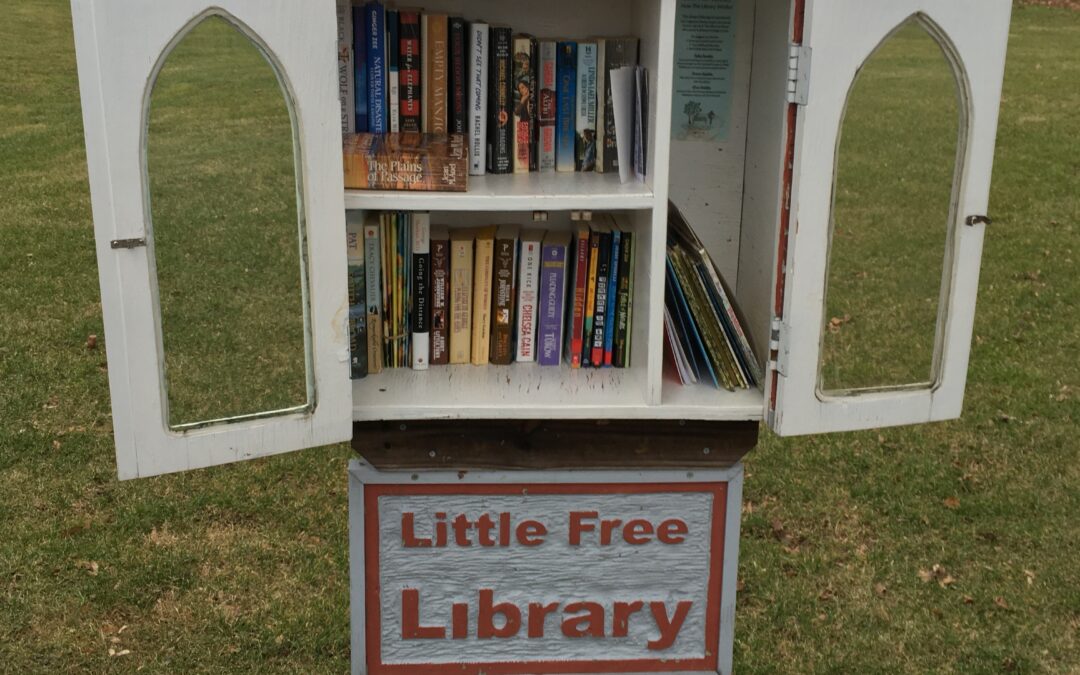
[
  {"x1": 664, "y1": 204, "x2": 762, "y2": 391},
  {"x1": 347, "y1": 211, "x2": 636, "y2": 377},
  {"x1": 336, "y1": 1, "x2": 649, "y2": 188}
]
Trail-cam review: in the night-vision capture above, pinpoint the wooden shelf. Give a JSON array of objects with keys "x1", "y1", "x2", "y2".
[{"x1": 344, "y1": 171, "x2": 654, "y2": 212}]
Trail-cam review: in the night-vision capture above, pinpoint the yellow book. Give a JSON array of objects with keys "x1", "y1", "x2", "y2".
[
  {"x1": 449, "y1": 228, "x2": 475, "y2": 364},
  {"x1": 470, "y1": 225, "x2": 498, "y2": 365}
]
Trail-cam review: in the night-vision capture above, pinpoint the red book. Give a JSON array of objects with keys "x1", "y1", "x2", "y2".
[
  {"x1": 567, "y1": 221, "x2": 591, "y2": 368},
  {"x1": 398, "y1": 11, "x2": 421, "y2": 132}
]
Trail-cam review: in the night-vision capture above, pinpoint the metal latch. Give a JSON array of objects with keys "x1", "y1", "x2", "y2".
[
  {"x1": 965, "y1": 215, "x2": 992, "y2": 227},
  {"x1": 786, "y1": 45, "x2": 812, "y2": 105},
  {"x1": 110, "y1": 237, "x2": 146, "y2": 249}
]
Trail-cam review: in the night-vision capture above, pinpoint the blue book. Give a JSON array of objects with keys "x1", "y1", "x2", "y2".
[
  {"x1": 352, "y1": 4, "x2": 369, "y2": 132},
  {"x1": 603, "y1": 228, "x2": 621, "y2": 366},
  {"x1": 555, "y1": 41, "x2": 577, "y2": 172},
  {"x1": 666, "y1": 258, "x2": 719, "y2": 388},
  {"x1": 365, "y1": 1, "x2": 386, "y2": 133}
]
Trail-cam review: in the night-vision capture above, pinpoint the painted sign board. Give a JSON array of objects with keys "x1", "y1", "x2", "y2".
[{"x1": 348, "y1": 461, "x2": 744, "y2": 675}]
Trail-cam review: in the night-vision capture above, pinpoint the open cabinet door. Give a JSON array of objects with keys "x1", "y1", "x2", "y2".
[
  {"x1": 72, "y1": 0, "x2": 352, "y2": 478},
  {"x1": 769, "y1": 0, "x2": 1012, "y2": 436}
]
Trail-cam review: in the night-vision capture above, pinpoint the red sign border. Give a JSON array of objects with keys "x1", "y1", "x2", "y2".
[{"x1": 364, "y1": 482, "x2": 728, "y2": 675}]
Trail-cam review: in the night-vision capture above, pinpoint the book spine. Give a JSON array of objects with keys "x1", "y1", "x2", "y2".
[
  {"x1": 387, "y1": 10, "x2": 399, "y2": 133},
  {"x1": 411, "y1": 214, "x2": 430, "y2": 370},
  {"x1": 352, "y1": 4, "x2": 368, "y2": 132},
  {"x1": 365, "y1": 2, "x2": 386, "y2": 133},
  {"x1": 537, "y1": 40, "x2": 556, "y2": 172},
  {"x1": 364, "y1": 221, "x2": 383, "y2": 374},
  {"x1": 538, "y1": 243, "x2": 568, "y2": 366},
  {"x1": 634, "y1": 67, "x2": 648, "y2": 181},
  {"x1": 568, "y1": 225, "x2": 590, "y2": 367},
  {"x1": 490, "y1": 233, "x2": 517, "y2": 365},
  {"x1": 471, "y1": 234, "x2": 495, "y2": 364},
  {"x1": 624, "y1": 229, "x2": 635, "y2": 367},
  {"x1": 346, "y1": 221, "x2": 368, "y2": 378},
  {"x1": 467, "y1": 23, "x2": 489, "y2": 175},
  {"x1": 613, "y1": 230, "x2": 632, "y2": 368},
  {"x1": 515, "y1": 238, "x2": 541, "y2": 362},
  {"x1": 379, "y1": 213, "x2": 390, "y2": 366},
  {"x1": 512, "y1": 36, "x2": 535, "y2": 174},
  {"x1": 601, "y1": 38, "x2": 639, "y2": 174},
  {"x1": 582, "y1": 229, "x2": 599, "y2": 367},
  {"x1": 449, "y1": 236, "x2": 473, "y2": 364},
  {"x1": 337, "y1": 0, "x2": 355, "y2": 134},
  {"x1": 590, "y1": 229, "x2": 611, "y2": 367},
  {"x1": 342, "y1": 133, "x2": 468, "y2": 192},
  {"x1": 603, "y1": 229, "x2": 621, "y2": 365},
  {"x1": 487, "y1": 27, "x2": 513, "y2": 174},
  {"x1": 594, "y1": 39, "x2": 606, "y2": 172},
  {"x1": 575, "y1": 42, "x2": 597, "y2": 171},
  {"x1": 430, "y1": 234, "x2": 450, "y2": 365},
  {"x1": 398, "y1": 11, "x2": 421, "y2": 132},
  {"x1": 448, "y1": 17, "x2": 467, "y2": 134},
  {"x1": 424, "y1": 14, "x2": 448, "y2": 134},
  {"x1": 528, "y1": 39, "x2": 539, "y2": 172},
  {"x1": 555, "y1": 41, "x2": 577, "y2": 172}
]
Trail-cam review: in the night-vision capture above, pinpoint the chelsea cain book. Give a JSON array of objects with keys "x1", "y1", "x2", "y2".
[
  {"x1": 429, "y1": 225, "x2": 451, "y2": 365},
  {"x1": 449, "y1": 228, "x2": 475, "y2": 364},
  {"x1": 555, "y1": 41, "x2": 577, "y2": 173},
  {"x1": 511, "y1": 35, "x2": 537, "y2": 174},
  {"x1": 471, "y1": 225, "x2": 498, "y2": 365},
  {"x1": 343, "y1": 133, "x2": 467, "y2": 191},
  {"x1": 575, "y1": 41, "x2": 598, "y2": 172},
  {"x1": 346, "y1": 215, "x2": 368, "y2": 379},
  {"x1": 537, "y1": 40, "x2": 557, "y2": 172},
  {"x1": 468, "y1": 22, "x2": 489, "y2": 175},
  {"x1": 490, "y1": 224, "x2": 520, "y2": 365},
  {"x1": 363, "y1": 217, "x2": 383, "y2": 374},
  {"x1": 422, "y1": 14, "x2": 449, "y2": 134},
  {"x1": 487, "y1": 26, "x2": 513, "y2": 174},
  {"x1": 448, "y1": 17, "x2": 468, "y2": 134},
  {"x1": 597, "y1": 37, "x2": 639, "y2": 173},
  {"x1": 398, "y1": 10, "x2": 421, "y2": 132},
  {"x1": 411, "y1": 213, "x2": 431, "y2": 370},
  {"x1": 515, "y1": 229, "x2": 545, "y2": 362}
]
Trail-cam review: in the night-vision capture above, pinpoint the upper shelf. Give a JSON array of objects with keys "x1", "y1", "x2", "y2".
[{"x1": 344, "y1": 171, "x2": 655, "y2": 212}]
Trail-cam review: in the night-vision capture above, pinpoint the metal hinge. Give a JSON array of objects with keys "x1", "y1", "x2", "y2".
[
  {"x1": 768, "y1": 316, "x2": 790, "y2": 377},
  {"x1": 110, "y1": 237, "x2": 146, "y2": 249},
  {"x1": 786, "y1": 44, "x2": 812, "y2": 105}
]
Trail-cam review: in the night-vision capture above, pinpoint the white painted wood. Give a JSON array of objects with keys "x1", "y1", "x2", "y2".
[
  {"x1": 71, "y1": 0, "x2": 352, "y2": 478},
  {"x1": 771, "y1": 0, "x2": 1012, "y2": 435}
]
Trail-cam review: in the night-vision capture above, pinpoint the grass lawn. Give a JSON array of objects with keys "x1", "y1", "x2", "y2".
[{"x1": 1, "y1": 1, "x2": 1077, "y2": 673}]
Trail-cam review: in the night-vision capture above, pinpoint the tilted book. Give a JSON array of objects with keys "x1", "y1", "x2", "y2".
[
  {"x1": 429, "y1": 225, "x2": 450, "y2": 365},
  {"x1": 514, "y1": 228, "x2": 545, "y2": 362},
  {"x1": 364, "y1": 1, "x2": 387, "y2": 133},
  {"x1": 467, "y1": 22, "x2": 489, "y2": 175},
  {"x1": 336, "y1": 0, "x2": 355, "y2": 134},
  {"x1": 363, "y1": 216, "x2": 383, "y2": 374},
  {"x1": 343, "y1": 133, "x2": 467, "y2": 191},
  {"x1": 448, "y1": 17, "x2": 467, "y2": 135},
  {"x1": 346, "y1": 213, "x2": 368, "y2": 379},
  {"x1": 470, "y1": 225, "x2": 498, "y2": 365},
  {"x1": 387, "y1": 9, "x2": 400, "y2": 133},
  {"x1": 537, "y1": 40, "x2": 557, "y2": 172},
  {"x1": 575, "y1": 41, "x2": 597, "y2": 171},
  {"x1": 490, "y1": 224, "x2": 520, "y2": 365},
  {"x1": 511, "y1": 35, "x2": 537, "y2": 174},
  {"x1": 397, "y1": 10, "x2": 421, "y2": 132},
  {"x1": 555, "y1": 41, "x2": 577, "y2": 173},
  {"x1": 598, "y1": 38, "x2": 639, "y2": 173},
  {"x1": 567, "y1": 221, "x2": 590, "y2": 368},
  {"x1": 449, "y1": 228, "x2": 475, "y2": 364},
  {"x1": 352, "y1": 2, "x2": 368, "y2": 132},
  {"x1": 538, "y1": 231, "x2": 571, "y2": 366},
  {"x1": 422, "y1": 14, "x2": 449, "y2": 134},
  {"x1": 411, "y1": 213, "x2": 431, "y2": 370},
  {"x1": 487, "y1": 26, "x2": 513, "y2": 174}
]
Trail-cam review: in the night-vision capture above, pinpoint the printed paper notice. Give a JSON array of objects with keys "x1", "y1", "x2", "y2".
[{"x1": 672, "y1": 0, "x2": 737, "y2": 142}]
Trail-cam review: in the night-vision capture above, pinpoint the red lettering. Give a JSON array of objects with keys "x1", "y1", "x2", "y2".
[
  {"x1": 657, "y1": 519, "x2": 689, "y2": 544},
  {"x1": 569, "y1": 511, "x2": 598, "y2": 545},
  {"x1": 648, "y1": 600, "x2": 692, "y2": 650},
  {"x1": 476, "y1": 513, "x2": 496, "y2": 546},
  {"x1": 624, "y1": 519, "x2": 654, "y2": 545},
  {"x1": 452, "y1": 602, "x2": 468, "y2": 639},
  {"x1": 401, "y1": 513, "x2": 431, "y2": 547},
  {"x1": 561, "y1": 602, "x2": 605, "y2": 638},
  {"x1": 478, "y1": 589, "x2": 521, "y2": 638},
  {"x1": 612, "y1": 600, "x2": 645, "y2": 637},
  {"x1": 452, "y1": 514, "x2": 473, "y2": 546},
  {"x1": 499, "y1": 512, "x2": 511, "y2": 546},
  {"x1": 527, "y1": 602, "x2": 560, "y2": 638},
  {"x1": 435, "y1": 512, "x2": 448, "y2": 547},
  {"x1": 401, "y1": 589, "x2": 445, "y2": 639},
  {"x1": 600, "y1": 518, "x2": 623, "y2": 545},
  {"x1": 516, "y1": 520, "x2": 547, "y2": 546}
]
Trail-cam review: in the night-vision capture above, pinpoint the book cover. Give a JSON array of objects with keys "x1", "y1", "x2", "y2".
[
  {"x1": 387, "y1": 9, "x2": 400, "y2": 133},
  {"x1": 669, "y1": 246, "x2": 740, "y2": 389},
  {"x1": 538, "y1": 231, "x2": 571, "y2": 366},
  {"x1": 567, "y1": 221, "x2": 590, "y2": 367},
  {"x1": 336, "y1": 0, "x2": 355, "y2": 134},
  {"x1": 448, "y1": 17, "x2": 467, "y2": 135},
  {"x1": 449, "y1": 227, "x2": 474, "y2": 364},
  {"x1": 598, "y1": 38, "x2": 639, "y2": 173},
  {"x1": 467, "y1": 22, "x2": 489, "y2": 175},
  {"x1": 346, "y1": 214, "x2": 368, "y2": 379},
  {"x1": 613, "y1": 229, "x2": 633, "y2": 368},
  {"x1": 352, "y1": 2, "x2": 368, "y2": 132},
  {"x1": 575, "y1": 41, "x2": 597, "y2": 171},
  {"x1": 537, "y1": 40, "x2": 557, "y2": 172},
  {"x1": 555, "y1": 41, "x2": 577, "y2": 173},
  {"x1": 470, "y1": 225, "x2": 498, "y2": 365},
  {"x1": 365, "y1": 2, "x2": 387, "y2": 133},
  {"x1": 429, "y1": 225, "x2": 450, "y2": 365},
  {"x1": 411, "y1": 213, "x2": 430, "y2": 369},
  {"x1": 514, "y1": 228, "x2": 545, "y2": 362},
  {"x1": 363, "y1": 216, "x2": 383, "y2": 374},
  {"x1": 487, "y1": 26, "x2": 513, "y2": 174},
  {"x1": 589, "y1": 222, "x2": 612, "y2": 367},
  {"x1": 490, "y1": 224, "x2": 520, "y2": 365},
  {"x1": 603, "y1": 226, "x2": 621, "y2": 365},
  {"x1": 666, "y1": 254, "x2": 718, "y2": 388},
  {"x1": 512, "y1": 35, "x2": 536, "y2": 174},
  {"x1": 423, "y1": 14, "x2": 449, "y2": 134},
  {"x1": 398, "y1": 10, "x2": 421, "y2": 132},
  {"x1": 343, "y1": 133, "x2": 467, "y2": 191},
  {"x1": 581, "y1": 224, "x2": 600, "y2": 367}
]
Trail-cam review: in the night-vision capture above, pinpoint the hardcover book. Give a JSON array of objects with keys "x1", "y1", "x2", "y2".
[
  {"x1": 411, "y1": 212, "x2": 430, "y2": 370},
  {"x1": 470, "y1": 225, "x2": 498, "y2": 365},
  {"x1": 387, "y1": 9, "x2": 400, "y2": 133},
  {"x1": 597, "y1": 38, "x2": 639, "y2": 173},
  {"x1": 449, "y1": 228, "x2": 475, "y2": 364},
  {"x1": 582, "y1": 223, "x2": 601, "y2": 367},
  {"x1": 422, "y1": 14, "x2": 449, "y2": 134},
  {"x1": 603, "y1": 225, "x2": 621, "y2": 366},
  {"x1": 538, "y1": 231, "x2": 571, "y2": 366},
  {"x1": 363, "y1": 216, "x2": 383, "y2": 374},
  {"x1": 365, "y1": 1, "x2": 387, "y2": 133},
  {"x1": 567, "y1": 221, "x2": 591, "y2": 368},
  {"x1": 467, "y1": 22, "x2": 489, "y2": 175},
  {"x1": 490, "y1": 224, "x2": 520, "y2": 365},
  {"x1": 448, "y1": 17, "x2": 467, "y2": 135},
  {"x1": 398, "y1": 10, "x2": 421, "y2": 132},
  {"x1": 429, "y1": 225, "x2": 450, "y2": 365},
  {"x1": 575, "y1": 41, "x2": 597, "y2": 171},
  {"x1": 487, "y1": 26, "x2": 513, "y2": 174},
  {"x1": 511, "y1": 35, "x2": 537, "y2": 174},
  {"x1": 589, "y1": 221, "x2": 612, "y2": 367},
  {"x1": 346, "y1": 214, "x2": 368, "y2": 379},
  {"x1": 537, "y1": 40, "x2": 557, "y2": 172},
  {"x1": 613, "y1": 229, "x2": 633, "y2": 368},
  {"x1": 352, "y1": 2, "x2": 368, "y2": 132},
  {"x1": 343, "y1": 133, "x2": 467, "y2": 192},
  {"x1": 515, "y1": 228, "x2": 545, "y2": 362},
  {"x1": 336, "y1": 0, "x2": 355, "y2": 134},
  {"x1": 555, "y1": 41, "x2": 577, "y2": 173}
]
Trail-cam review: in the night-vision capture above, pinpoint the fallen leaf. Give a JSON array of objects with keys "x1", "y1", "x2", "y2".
[
  {"x1": 918, "y1": 564, "x2": 955, "y2": 588},
  {"x1": 994, "y1": 596, "x2": 1009, "y2": 609},
  {"x1": 874, "y1": 583, "x2": 887, "y2": 598},
  {"x1": 275, "y1": 634, "x2": 285, "y2": 645},
  {"x1": 52, "y1": 439, "x2": 61, "y2": 451},
  {"x1": 77, "y1": 560, "x2": 99, "y2": 576},
  {"x1": 1024, "y1": 569, "x2": 1035, "y2": 586},
  {"x1": 827, "y1": 315, "x2": 852, "y2": 333},
  {"x1": 818, "y1": 588, "x2": 834, "y2": 602},
  {"x1": 962, "y1": 595, "x2": 974, "y2": 605},
  {"x1": 736, "y1": 579, "x2": 746, "y2": 592},
  {"x1": 86, "y1": 335, "x2": 98, "y2": 350},
  {"x1": 943, "y1": 496, "x2": 960, "y2": 510}
]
